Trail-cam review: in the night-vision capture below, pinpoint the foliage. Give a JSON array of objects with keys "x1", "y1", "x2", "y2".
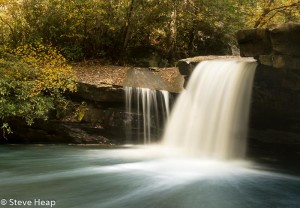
[
  {"x1": 238, "y1": 0, "x2": 300, "y2": 28},
  {"x1": 0, "y1": 44, "x2": 77, "y2": 136},
  {"x1": 61, "y1": 102, "x2": 88, "y2": 122},
  {"x1": 12, "y1": 43, "x2": 77, "y2": 94},
  {"x1": 0, "y1": 0, "x2": 299, "y2": 63},
  {"x1": 0, "y1": 0, "x2": 240, "y2": 64}
]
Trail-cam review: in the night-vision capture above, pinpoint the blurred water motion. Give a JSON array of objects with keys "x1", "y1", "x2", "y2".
[
  {"x1": 0, "y1": 145, "x2": 299, "y2": 208},
  {"x1": 163, "y1": 60, "x2": 257, "y2": 159}
]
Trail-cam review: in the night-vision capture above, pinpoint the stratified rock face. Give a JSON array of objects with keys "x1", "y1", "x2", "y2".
[
  {"x1": 250, "y1": 64, "x2": 300, "y2": 142},
  {"x1": 237, "y1": 22, "x2": 300, "y2": 69},
  {"x1": 5, "y1": 83, "x2": 128, "y2": 145},
  {"x1": 237, "y1": 23, "x2": 300, "y2": 159},
  {"x1": 76, "y1": 82, "x2": 124, "y2": 103}
]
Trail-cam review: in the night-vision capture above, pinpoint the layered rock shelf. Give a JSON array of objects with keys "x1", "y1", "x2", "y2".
[
  {"x1": 6, "y1": 66, "x2": 181, "y2": 145},
  {"x1": 237, "y1": 23, "x2": 300, "y2": 160},
  {"x1": 237, "y1": 22, "x2": 300, "y2": 69}
]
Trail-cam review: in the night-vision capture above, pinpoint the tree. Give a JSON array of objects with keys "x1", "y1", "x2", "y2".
[
  {"x1": 238, "y1": 0, "x2": 300, "y2": 28},
  {"x1": 1, "y1": 0, "x2": 298, "y2": 64},
  {"x1": 0, "y1": 0, "x2": 26, "y2": 47}
]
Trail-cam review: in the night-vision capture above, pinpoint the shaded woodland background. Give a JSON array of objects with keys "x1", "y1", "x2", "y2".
[{"x1": 1, "y1": 0, "x2": 299, "y2": 65}]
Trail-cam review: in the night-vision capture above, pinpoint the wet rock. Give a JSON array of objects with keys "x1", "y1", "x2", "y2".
[{"x1": 177, "y1": 56, "x2": 252, "y2": 86}]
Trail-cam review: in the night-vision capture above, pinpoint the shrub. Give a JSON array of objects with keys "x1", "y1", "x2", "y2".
[{"x1": 0, "y1": 44, "x2": 77, "y2": 138}]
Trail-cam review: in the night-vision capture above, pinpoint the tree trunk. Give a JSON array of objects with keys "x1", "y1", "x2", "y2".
[{"x1": 122, "y1": 0, "x2": 136, "y2": 51}]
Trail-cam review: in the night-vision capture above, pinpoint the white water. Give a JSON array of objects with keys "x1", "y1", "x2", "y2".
[
  {"x1": 125, "y1": 87, "x2": 170, "y2": 144},
  {"x1": 163, "y1": 60, "x2": 257, "y2": 159}
]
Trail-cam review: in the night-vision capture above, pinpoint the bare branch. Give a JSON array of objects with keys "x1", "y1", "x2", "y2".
[
  {"x1": 254, "y1": 2, "x2": 300, "y2": 28},
  {"x1": 0, "y1": 15, "x2": 17, "y2": 43}
]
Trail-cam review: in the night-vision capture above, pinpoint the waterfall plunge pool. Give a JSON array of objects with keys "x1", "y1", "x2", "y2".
[{"x1": 0, "y1": 145, "x2": 299, "y2": 208}]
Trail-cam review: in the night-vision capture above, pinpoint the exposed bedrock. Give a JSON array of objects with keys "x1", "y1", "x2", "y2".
[
  {"x1": 237, "y1": 22, "x2": 300, "y2": 69},
  {"x1": 4, "y1": 68, "x2": 180, "y2": 145},
  {"x1": 237, "y1": 23, "x2": 300, "y2": 160},
  {"x1": 4, "y1": 83, "x2": 128, "y2": 145}
]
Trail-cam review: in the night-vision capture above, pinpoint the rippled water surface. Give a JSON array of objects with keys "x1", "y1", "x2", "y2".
[{"x1": 0, "y1": 145, "x2": 299, "y2": 208}]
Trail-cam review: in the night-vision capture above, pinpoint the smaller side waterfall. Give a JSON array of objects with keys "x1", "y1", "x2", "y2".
[{"x1": 124, "y1": 86, "x2": 170, "y2": 144}]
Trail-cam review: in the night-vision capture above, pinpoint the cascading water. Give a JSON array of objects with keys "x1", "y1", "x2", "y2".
[
  {"x1": 2, "y1": 62, "x2": 298, "y2": 208},
  {"x1": 163, "y1": 59, "x2": 257, "y2": 159},
  {"x1": 124, "y1": 86, "x2": 170, "y2": 144}
]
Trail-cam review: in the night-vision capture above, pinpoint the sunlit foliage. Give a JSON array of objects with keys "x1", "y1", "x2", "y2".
[
  {"x1": 12, "y1": 43, "x2": 77, "y2": 95},
  {"x1": 0, "y1": 44, "x2": 77, "y2": 136},
  {"x1": 239, "y1": 0, "x2": 300, "y2": 28}
]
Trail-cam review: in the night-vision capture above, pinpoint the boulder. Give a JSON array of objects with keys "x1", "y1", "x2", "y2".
[
  {"x1": 270, "y1": 22, "x2": 300, "y2": 57},
  {"x1": 236, "y1": 28, "x2": 272, "y2": 57},
  {"x1": 123, "y1": 68, "x2": 169, "y2": 91}
]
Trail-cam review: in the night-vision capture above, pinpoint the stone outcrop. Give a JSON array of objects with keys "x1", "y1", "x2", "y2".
[
  {"x1": 75, "y1": 82, "x2": 124, "y2": 103},
  {"x1": 123, "y1": 68, "x2": 169, "y2": 91},
  {"x1": 248, "y1": 64, "x2": 300, "y2": 160},
  {"x1": 4, "y1": 83, "x2": 128, "y2": 145},
  {"x1": 237, "y1": 23, "x2": 300, "y2": 159},
  {"x1": 177, "y1": 56, "x2": 253, "y2": 86},
  {"x1": 237, "y1": 22, "x2": 300, "y2": 69},
  {"x1": 237, "y1": 28, "x2": 272, "y2": 57},
  {"x1": 123, "y1": 67, "x2": 184, "y2": 93}
]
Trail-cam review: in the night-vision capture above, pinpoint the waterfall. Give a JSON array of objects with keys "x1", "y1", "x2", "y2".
[
  {"x1": 162, "y1": 60, "x2": 257, "y2": 159},
  {"x1": 124, "y1": 86, "x2": 170, "y2": 144}
]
